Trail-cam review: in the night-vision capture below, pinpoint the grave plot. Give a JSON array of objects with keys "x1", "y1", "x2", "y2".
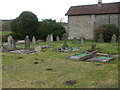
[
  {"x1": 86, "y1": 53, "x2": 116, "y2": 63},
  {"x1": 68, "y1": 49, "x2": 99, "y2": 60}
]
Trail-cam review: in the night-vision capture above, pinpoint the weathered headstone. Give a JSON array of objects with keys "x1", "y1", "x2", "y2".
[
  {"x1": 56, "y1": 36, "x2": 60, "y2": 41},
  {"x1": 7, "y1": 35, "x2": 13, "y2": 50},
  {"x1": 91, "y1": 44, "x2": 96, "y2": 51},
  {"x1": 0, "y1": 37, "x2": 2, "y2": 52},
  {"x1": 25, "y1": 36, "x2": 30, "y2": 50},
  {"x1": 73, "y1": 37, "x2": 78, "y2": 47},
  {"x1": 46, "y1": 34, "x2": 51, "y2": 48},
  {"x1": 32, "y1": 36, "x2": 36, "y2": 44},
  {"x1": 62, "y1": 33, "x2": 69, "y2": 49},
  {"x1": 50, "y1": 34, "x2": 53, "y2": 42},
  {"x1": 34, "y1": 46, "x2": 42, "y2": 52},
  {"x1": 98, "y1": 33, "x2": 104, "y2": 43},
  {"x1": 11, "y1": 39, "x2": 16, "y2": 50},
  {"x1": 111, "y1": 34, "x2": 117, "y2": 43},
  {"x1": 80, "y1": 36, "x2": 86, "y2": 45}
]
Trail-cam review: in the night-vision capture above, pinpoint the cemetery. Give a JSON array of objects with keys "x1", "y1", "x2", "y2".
[
  {"x1": 0, "y1": 10, "x2": 119, "y2": 88},
  {"x1": 1, "y1": 32, "x2": 119, "y2": 88}
]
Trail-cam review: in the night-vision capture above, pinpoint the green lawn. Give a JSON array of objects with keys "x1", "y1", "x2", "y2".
[
  {"x1": 0, "y1": 31, "x2": 12, "y2": 36},
  {"x1": 2, "y1": 40, "x2": 119, "y2": 88}
]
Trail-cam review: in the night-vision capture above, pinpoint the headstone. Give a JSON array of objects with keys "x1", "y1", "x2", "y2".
[
  {"x1": 50, "y1": 34, "x2": 53, "y2": 42},
  {"x1": 98, "y1": 33, "x2": 104, "y2": 43},
  {"x1": 91, "y1": 44, "x2": 96, "y2": 51},
  {"x1": 62, "y1": 33, "x2": 69, "y2": 49},
  {"x1": 7, "y1": 35, "x2": 13, "y2": 50},
  {"x1": 32, "y1": 36, "x2": 36, "y2": 44},
  {"x1": 34, "y1": 46, "x2": 42, "y2": 52},
  {"x1": 73, "y1": 37, "x2": 78, "y2": 48},
  {"x1": 80, "y1": 36, "x2": 86, "y2": 45},
  {"x1": 56, "y1": 36, "x2": 60, "y2": 41},
  {"x1": 46, "y1": 34, "x2": 51, "y2": 48},
  {"x1": 111, "y1": 34, "x2": 117, "y2": 43},
  {"x1": 25, "y1": 36, "x2": 30, "y2": 50},
  {"x1": 0, "y1": 37, "x2": 2, "y2": 52},
  {"x1": 11, "y1": 39, "x2": 16, "y2": 50}
]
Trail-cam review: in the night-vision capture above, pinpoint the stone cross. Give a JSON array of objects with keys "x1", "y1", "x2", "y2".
[
  {"x1": 80, "y1": 36, "x2": 86, "y2": 45},
  {"x1": 56, "y1": 36, "x2": 60, "y2": 41},
  {"x1": 7, "y1": 35, "x2": 13, "y2": 50},
  {"x1": 62, "y1": 33, "x2": 69, "y2": 49},
  {"x1": 32, "y1": 36, "x2": 36, "y2": 44},
  {"x1": 111, "y1": 34, "x2": 117, "y2": 43},
  {"x1": 25, "y1": 36, "x2": 30, "y2": 50},
  {"x1": 98, "y1": 33, "x2": 104, "y2": 43}
]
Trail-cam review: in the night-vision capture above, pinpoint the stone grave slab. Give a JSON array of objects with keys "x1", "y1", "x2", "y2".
[{"x1": 68, "y1": 49, "x2": 99, "y2": 60}]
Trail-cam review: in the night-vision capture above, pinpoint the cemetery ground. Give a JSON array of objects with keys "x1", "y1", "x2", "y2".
[{"x1": 2, "y1": 40, "x2": 119, "y2": 88}]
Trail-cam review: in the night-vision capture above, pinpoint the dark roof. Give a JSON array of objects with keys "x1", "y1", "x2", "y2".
[{"x1": 66, "y1": 2, "x2": 120, "y2": 16}]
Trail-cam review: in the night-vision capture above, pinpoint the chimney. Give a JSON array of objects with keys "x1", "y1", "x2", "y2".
[{"x1": 98, "y1": 0, "x2": 102, "y2": 4}]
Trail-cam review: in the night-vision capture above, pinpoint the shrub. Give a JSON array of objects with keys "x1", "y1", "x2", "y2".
[
  {"x1": 37, "y1": 19, "x2": 66, "y2": 40},
  {"x1": 11, "y1": 11, "x2": 38, "y2": 40},
  {"x1": 94, "y1": 24, "x2": 119, "y2": 42}
]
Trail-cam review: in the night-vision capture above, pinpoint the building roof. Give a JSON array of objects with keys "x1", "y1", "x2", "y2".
[{"x1": 66, "y1": 2, "x2": 120, "y2": 16}]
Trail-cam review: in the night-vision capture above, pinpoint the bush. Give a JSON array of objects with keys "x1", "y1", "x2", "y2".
[
  {"x1": 94, "y1": 24, "x2": 119, "y2": 42},
  {"x1": 11, "y1": 11, "x2": 38, "y2": 40},
  {"x1": 37, "y1": 19, "x2": 66, "y2": 40}
]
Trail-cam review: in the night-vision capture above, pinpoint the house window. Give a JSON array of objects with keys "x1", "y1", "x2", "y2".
[{"x1": 90, "y1": 15, "x2": 96, "y2": 19}]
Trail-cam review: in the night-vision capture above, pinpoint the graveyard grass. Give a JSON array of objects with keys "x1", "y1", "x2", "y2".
[{"x1": 2, "y1": 40, "x2": 119, "y2": 88}]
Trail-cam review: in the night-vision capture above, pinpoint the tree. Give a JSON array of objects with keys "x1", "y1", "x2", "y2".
[
  {"x1": 11, "y1": 11, "x2": 38, "y2": 40},
  {"x1": 94, "y1": 24, "x2": 119, "y2": 42},
  {"x1": 37, "y1": 19, "x2": 66, "y2": 40}
]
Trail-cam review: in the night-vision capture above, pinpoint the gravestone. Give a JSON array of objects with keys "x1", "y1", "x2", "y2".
[
  {"x1": 32, "y1": 36, "x2": 36, "y2": 44},
  {"x1": 25, "y1": 36, "x2": 30, "y2": 50},
  {"x1": 50, "y1": 34, "x2": 53, "y2": 42},
  {"x1": 11, "y1": 39, "x2": 16, "y2": 50},
  {"x1": 111, "y1": 34, "x2": 117, "y2": 43},
  {"x1": 98, "y1": 33, "x2": 104, "y2": 43},
  {"x1": 56, "y1": 36, "x2": 60, "y2": 41},
  {"x1": 62, "y1": 33, "x2": 68, "y2": 49},
  {"x1": 7, "y1": 35, "x2": 13, "y2": 50},
  {"x1": 46, "y1": 34, "x2": 51, "y2": 48},
  {"x1": 0, "y1": 37, "x2": 2, "y2": 52},
  {"x1": 34, "y1": 46, "x2": 42, "y2": 52},
  {"x1": 91, "y1": 44, "x2": 96, "y2": 51},
  {"x1": 73, "y1": 37, "x2": 78, "y2": 48},
  {"x1": 80, "y1": 36, "x2": 86, "y2": 45}
]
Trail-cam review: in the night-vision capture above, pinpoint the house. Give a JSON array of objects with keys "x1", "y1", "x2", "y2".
[{"x1": 65, "y1": 1, "x2": 120, "y2": 40}]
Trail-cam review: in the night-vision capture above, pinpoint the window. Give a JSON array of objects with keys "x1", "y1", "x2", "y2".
[{"x1": 90, "y1": 15, "x2": 96, "y2": 19}]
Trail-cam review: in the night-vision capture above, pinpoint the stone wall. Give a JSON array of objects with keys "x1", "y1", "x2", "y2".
[
  {"x1": 68, "y1": 14, "x2": 119, "y2": 40},
  {"x1": 0, "y1": 20, "x2": 2, "y2": 31}
]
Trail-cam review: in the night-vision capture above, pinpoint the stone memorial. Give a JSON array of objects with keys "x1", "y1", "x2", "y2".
[
  {"x1": 46, "y1": 34, "x2": 51, "y2": 48},
  {"x1": 56, "y1": 36, "x2": 60, "y2": 41},
  {"x1": 80, "y1": 36, "x2": 86, "y2": 45},
  {"x1": 98, "y1": 33, "x2": 104, "y2": 43},
  {"x1": 7, "y1": 35, "x2": 13, "y2": 50},
  {"x1": 111, "y1": 34, "x2": 117, "y2": 43},
  {"x1": 50, "y1": 34, "x2": 53, "y2": 42},
  {"x1": 25, "y1": 36, "x2": 30, "y2": 50},
  {"x1": 62, "y1": 33, "x2": 69, "y2": 49},
  {"x1": 91, "y1": 44, "x2": 96, "y2": 51},
  {"x1": 32, "y1": 36, "x2": 36, "y2": 44},
  {"x1": 0, "y1": 37, "x2": 2, "y2": 52},
  {"x1": 11, "y1": 39, "x2": 16, "y2": 50}
]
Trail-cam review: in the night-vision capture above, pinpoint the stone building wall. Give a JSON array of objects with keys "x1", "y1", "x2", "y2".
[
  {"x1": 68, "y1": 14, "x2": 119, "y2": 40},
  {"x1": 0, "y1": 20, "x2": 2, "y2": 31}
]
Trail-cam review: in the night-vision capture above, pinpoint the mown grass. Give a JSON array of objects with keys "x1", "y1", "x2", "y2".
[
  {"x1": 2, "y1": 40, "x2": 119, "y2": 88},
  {"x1": 0, "y1": 31, "x2": 12, "y2": 35}
]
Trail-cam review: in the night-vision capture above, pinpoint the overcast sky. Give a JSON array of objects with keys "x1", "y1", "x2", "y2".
[{"x1": 0, "y1": 0, "x2": 119, "y2": 22}]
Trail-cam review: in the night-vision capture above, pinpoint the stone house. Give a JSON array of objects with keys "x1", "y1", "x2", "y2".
[{"x1": 65, "y1": 1, "x2": 120, "y2": 40}]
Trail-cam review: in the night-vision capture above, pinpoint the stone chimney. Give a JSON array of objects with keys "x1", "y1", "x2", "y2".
[
  {"x1": 98, "y1": 0, "x2": 102, "y2": 4},
  {"x1": 98, "y1": 0, "x2": 102, "y2": 7}
]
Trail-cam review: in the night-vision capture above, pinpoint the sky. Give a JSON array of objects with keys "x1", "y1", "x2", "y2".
[{"x1": 0, "y1": 0, "x2": 119, "y2": 22}]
